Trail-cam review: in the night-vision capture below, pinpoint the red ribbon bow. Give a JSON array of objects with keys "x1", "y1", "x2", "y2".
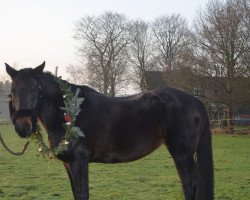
[{"x1": 64, "y1": 113, "x2": 71, "y2": 125}]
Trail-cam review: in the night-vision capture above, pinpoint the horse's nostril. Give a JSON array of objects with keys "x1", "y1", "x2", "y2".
[
  {"x1": 15, "y1": 121, "x2": 32, "y2": 138},
  {"x1": 24, "y1": 123, "x2": 32, "y2": 133}
]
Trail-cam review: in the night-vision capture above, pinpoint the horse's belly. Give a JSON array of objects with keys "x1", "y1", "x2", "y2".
[{"x1": 89, "y1": 134, "x2": 164, "y2": 163}]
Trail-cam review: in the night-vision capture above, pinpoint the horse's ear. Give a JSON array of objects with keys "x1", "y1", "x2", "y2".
[
  {"x1": 34, "y1": 61, "x2": 45, "y2": 74},
  {"x1": 5, "y1": 63, "x2": 17, "y2": 79}
]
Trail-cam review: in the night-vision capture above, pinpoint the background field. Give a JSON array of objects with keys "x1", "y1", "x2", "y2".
[{"x1": 0, "y1": 124, "x2": 249, "y2": 200}]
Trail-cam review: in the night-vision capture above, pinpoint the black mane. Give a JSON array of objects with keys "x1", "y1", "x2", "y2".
[{"x1": 38, "y1": 71, "x2": 99, "y2": 100}]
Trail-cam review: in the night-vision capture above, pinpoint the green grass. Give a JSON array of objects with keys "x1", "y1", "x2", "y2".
[{"x1": 0, "y1": 125, "x2": 249, "y2": 200}]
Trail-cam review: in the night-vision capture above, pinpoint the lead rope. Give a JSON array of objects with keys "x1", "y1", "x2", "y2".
[{"x1": 0, "y1": 132, "x2": 30, "y2": 156}]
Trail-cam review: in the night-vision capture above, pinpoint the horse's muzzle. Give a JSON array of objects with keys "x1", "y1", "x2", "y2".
[{"x1": 12, "y1": 109, "x2": 37, "y2": 138}]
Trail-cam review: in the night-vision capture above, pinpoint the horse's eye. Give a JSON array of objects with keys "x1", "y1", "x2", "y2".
[
  {"x1": 30, "y1": 88, "x2": 38, "y2": 94},
  {"x1": 11, "y1": 88, "x2": 15, "y2": 93},
  {"x1": 33, "y1": 91, "x2": 38, "y2": 96}
]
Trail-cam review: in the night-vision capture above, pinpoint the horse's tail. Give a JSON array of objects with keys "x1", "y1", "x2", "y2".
[{"x1": 196, "y1": 119, "x2": 214, "y2": 200}]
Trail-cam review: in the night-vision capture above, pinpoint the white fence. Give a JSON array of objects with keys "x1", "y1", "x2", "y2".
[{"x1": 210, "y1": 119, "x2": 250, "y2": 129}]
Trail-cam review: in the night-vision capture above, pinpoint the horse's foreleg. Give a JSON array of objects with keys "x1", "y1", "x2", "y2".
[
  {"x1": 63, "y1": 162, "x2": 76, "y2": 197},
  {"x1": 66, "y1": 154, "x2": 89, "y2": 200}
]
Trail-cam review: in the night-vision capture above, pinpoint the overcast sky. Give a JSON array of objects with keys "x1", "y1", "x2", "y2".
[{"x1": 0, "y1": 0, "x2": 208, "y2": 80}]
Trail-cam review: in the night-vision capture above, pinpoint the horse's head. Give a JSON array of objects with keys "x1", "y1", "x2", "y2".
[{"x1": 5, "y1": 62, "x2": 45, "y2": 138}]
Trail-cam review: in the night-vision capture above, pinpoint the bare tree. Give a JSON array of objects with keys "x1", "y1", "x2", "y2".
[
  {"x1": 0, "y1": 80, "x2": 11, "y2": 98},
  {"x1": 73, "y1": 12, "x2": 130, "y2": 96},
  {"x1": 193, "y1": 0, "x2": 250, "y2": 129},
  {"x1": 151, "y1": 14, "x2": 191, "y2": 70},
  {"x1": 66, "y1": 64, "x2": 88, "y2": 85},
  {"x1": 128, "y1": 20, "x2": 156, "y2": 91}
]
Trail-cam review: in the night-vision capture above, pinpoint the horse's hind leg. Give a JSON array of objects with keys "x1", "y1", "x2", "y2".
[
  {"x1": 174, "y1": 153, "x2": 196, "y2": 200},
  {"x1": 167, "y1": 146, "x2": 196, "y2": 200}
]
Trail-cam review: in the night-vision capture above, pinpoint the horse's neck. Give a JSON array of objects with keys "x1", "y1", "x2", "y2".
[
  {"x1": 72, "y1": 84, "x2": 100, "y2": 97},
  {"x1": 37, "y1": 75, "x2": 98, "y2": 146},
  {"x1": 38, "y1": 97, "x2": 65, "y2": 147}
]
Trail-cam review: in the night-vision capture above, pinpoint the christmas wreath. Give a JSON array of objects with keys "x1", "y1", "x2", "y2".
[{"x1": 30, "y1": 77, "x2": 84, "y2": 159}]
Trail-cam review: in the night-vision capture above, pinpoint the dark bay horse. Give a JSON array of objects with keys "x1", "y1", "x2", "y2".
[{"x1": 5, "y1": 62, "x2": 214, "y2": 200}]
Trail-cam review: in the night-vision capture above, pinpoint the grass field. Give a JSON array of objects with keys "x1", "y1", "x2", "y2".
[{"x1": 0, "y1": 124, "x2": 249, "y2": 200}]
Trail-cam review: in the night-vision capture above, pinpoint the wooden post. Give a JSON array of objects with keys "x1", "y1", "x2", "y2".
[{"x1": 55, "y1": 66, "x2": 58, "y2": 77}]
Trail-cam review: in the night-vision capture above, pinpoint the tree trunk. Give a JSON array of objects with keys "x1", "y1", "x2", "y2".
[{"x1": 227, "y1": 70, "x2": 234, "y2": 132}]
